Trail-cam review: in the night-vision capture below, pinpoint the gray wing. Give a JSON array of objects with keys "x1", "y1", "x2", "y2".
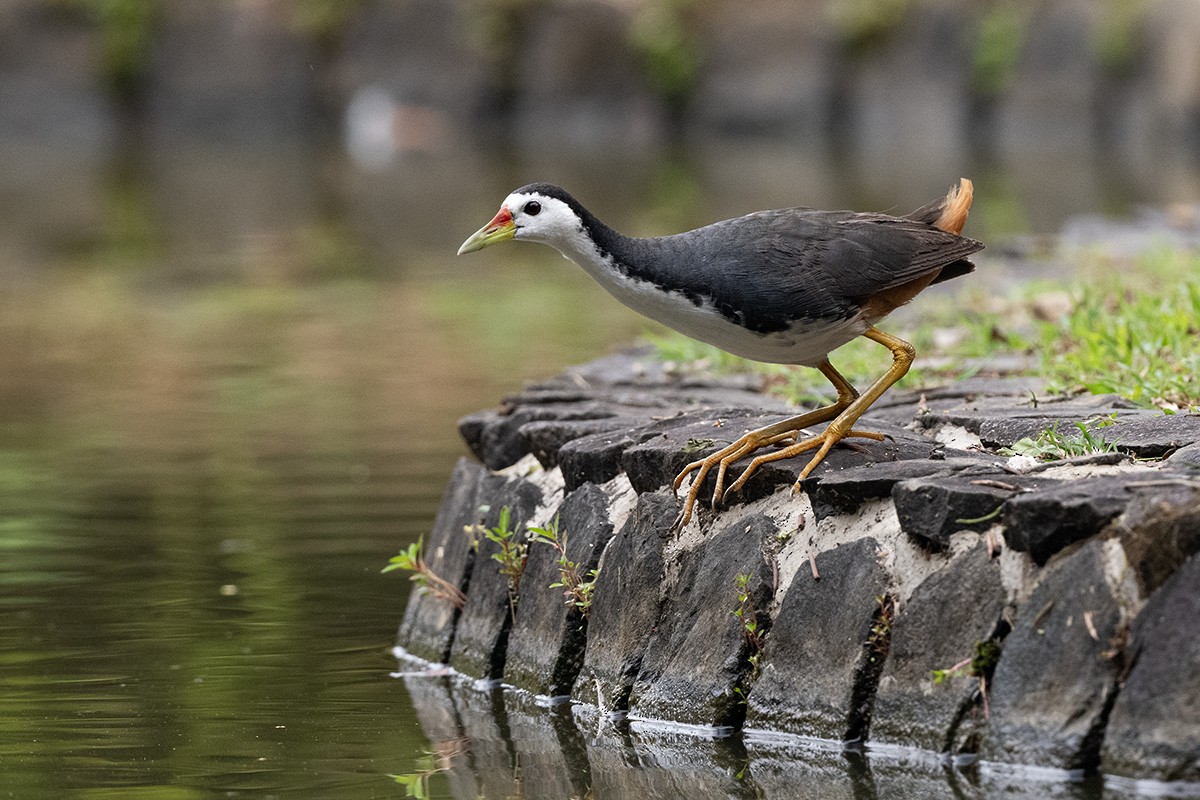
[{"x1": 632, "y1": 209, "x2": 981, "y2": 333}]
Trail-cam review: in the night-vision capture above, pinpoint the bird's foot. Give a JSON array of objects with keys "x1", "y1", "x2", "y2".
[
  {"x1": 728, "y1": 427, "x2": 885, "y2": 498},
  {"x1": 671, "y1": 428, "x2": 795, "y2": 531},
  {"x1": 671, "y1": 425, "x2": 886, "y2": 531}
]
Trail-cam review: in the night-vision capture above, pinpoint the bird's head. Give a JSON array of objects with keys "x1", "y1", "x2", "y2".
[{"x1": 457, "y1": 185, "x2": 584, "y2": 255}]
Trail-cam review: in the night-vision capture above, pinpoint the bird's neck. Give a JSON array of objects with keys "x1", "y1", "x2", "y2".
[{"x1": 545, "y1": 211, "x2": 644, "y2": 287}]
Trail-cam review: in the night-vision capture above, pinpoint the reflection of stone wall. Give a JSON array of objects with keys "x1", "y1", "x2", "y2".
[
  {"x1": 3, "y1": 0, "x2": 1199, "y2": 159},
  {"x1": 397, "y1": 348, "x2": 1200, "y2": 783}
]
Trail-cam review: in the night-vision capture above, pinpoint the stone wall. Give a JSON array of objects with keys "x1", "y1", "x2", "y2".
[{"x1": 397, "y1": 349, "x2": 1200, "y2": 784}]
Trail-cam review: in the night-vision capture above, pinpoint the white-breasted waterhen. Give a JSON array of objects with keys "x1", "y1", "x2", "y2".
[{"x1": 459, "y1": 179, "x2": 982, "y2": 529}]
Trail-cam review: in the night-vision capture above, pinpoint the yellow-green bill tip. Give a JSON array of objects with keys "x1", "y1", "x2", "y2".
[{"x1": 458, "y1": 206, "x2": 515, "y2": 254}]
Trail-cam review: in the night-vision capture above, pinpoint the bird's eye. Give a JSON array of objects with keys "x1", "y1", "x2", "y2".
[{"x1": 523, "y1": 200, "x2": 541, "y2": 216}]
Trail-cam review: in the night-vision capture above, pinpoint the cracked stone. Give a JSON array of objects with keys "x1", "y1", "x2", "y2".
[
  {"x1": 894, "y1": 472, "x2": 1057, "y2": 551},
  {"x1": 1101, "y1": 553, "x2": 1200, "y2": 782},
  {"x1": 573, "y1": 490, "x2": 677, "y2": 711},
  {"x1": 982, "y1": 539, "x2": 1122, "y2": 771},
  {"x1": 744, "y1": 537, "x2": 890, "y2": 742},
  {"x1": 1002, "y1": 476, "x2": 1141, "y2": 564},
  {"x1": 628, "y1": 514, "x2": 778, "y2": 728},
  {"x1": 504, "y1": 483, "x2": 615, "y2": 698},
  {"x1": 871, "y1": 541, "x2": 1007, "y2": 753}
]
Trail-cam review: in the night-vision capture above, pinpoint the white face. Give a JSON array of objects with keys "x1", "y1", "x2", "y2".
[{"x1": 503, "y1": 192, "x2": 584, "y2": 247}]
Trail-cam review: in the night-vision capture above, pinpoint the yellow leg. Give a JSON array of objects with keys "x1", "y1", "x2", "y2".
[
  {"x1": 672, "y1": 360, "x2": 858, "y2": 530},
  {"x1": 671, "y1": 327, "x2": 915, "y2": 530},
  {"x1": 727, "y1": 327, "x2": 915, "y2": 497}
]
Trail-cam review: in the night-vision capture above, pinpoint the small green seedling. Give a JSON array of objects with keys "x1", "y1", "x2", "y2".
[
  {"x1": 733, "y1": 571, "x2": 765, "y2": 684},
  {"x1": 932, "y1": 639, "x2": 1003, "y2": 719},
  {"x1": 867, "y1": 594, "x2": 895, "y2": 664},
  {"x1": 479, "y1": 506, "x2": 527, "y2": 616},
  {"x1": 382, "y1": 535, "x2": 466, "y2": 609},
  {"x1": 528, "y1": 516, "x2": 599, "y2": 619}
]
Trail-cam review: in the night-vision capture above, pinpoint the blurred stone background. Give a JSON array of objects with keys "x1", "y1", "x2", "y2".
[{"x1": 3, "y1": 0, "x2": 1198, "y2": 164}]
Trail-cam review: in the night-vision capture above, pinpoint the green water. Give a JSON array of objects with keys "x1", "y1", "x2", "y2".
[{"x1": 0, "y1": 141, "x2": 1189, "y2": 798}]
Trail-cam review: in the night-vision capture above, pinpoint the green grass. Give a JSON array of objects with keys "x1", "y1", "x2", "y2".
[
  {"x1": 647, "y1": 248, "x2": 1200, "y2": 410},
  {"x1": 1000, "y1": 415, "x2": 1119, "y2": 461},
  {"x1": 1038, "y1": 251, "x2": 1200, "y2": 407}
]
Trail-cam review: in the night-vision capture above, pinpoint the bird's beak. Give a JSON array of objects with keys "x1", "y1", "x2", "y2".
[{"x1": 458, "y1": 206, "x2": 515, "y2": 254}]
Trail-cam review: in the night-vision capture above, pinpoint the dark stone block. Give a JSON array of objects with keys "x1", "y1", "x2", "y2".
[
  {"x1": 448, "y1": 473, "x2": 543, "y2": 680},
  {"x1": 745, "y1": 537, "x2": 891, "y2": 742},
  {"x1": 1103, "y1": 412, "x2": 1200, "y2": 458},
  {"x1": 1112, "y1": 483, "x2": 1200, "y2": 595},
  {"x1": 629, "y1": 514, "x2": 778, "y2": 728},
  {"x1": 913, "y1": 398, "x2": 1143, "y2": 449},
  {"x1": 1002, "y1": 476, "x2": 1139, "y2": 564},
  {"x1": 458, "y1": 407, "x2": 529, "y2": 470},
  {"x1": 871, "y1": 541, "x2": 1007, "y2": 753},
  {"x1": 808, "y1": 458, "x2": 991, "y2": 522},
  {"x1": 1165, "y1": 441, "x2": 1200, "y2": 468},
  {"x1": 397, "y1": 458, "x2": 485, "y2": 663},
  {"x1": 894, "y1": 477, "x2": 1008, "y2": 549},
  {"x1": 459, "y1": 403, "x2": 620, "y2": 470},
  {"x1": 620, "y1": 410, "x2": 774, "y2": 496},
  {"x1": 504, "y1": 483, "x2": 615, "y2": 698},
  {"x1": 573, "y1": 491, "x2": 676, "y2": 711},
  {"x1": 520, "y1": 417, "x2": 631, "y2": 469},
  {"x1": 1102, "y1": 554, "x2": 1200, "y2": 781},
  {"x1": 947, "y1": 406, "x2": 1195, "y2": 460},
  {"x1": 790, "y1": 429, "x2": 977, "y2": 503},
  {"x1": 894, "y1": 473, "x2": 1056, "y2": 550},
  {"x1": 557, "y1": 427, "x2": 641, "y2": 491},
  {"x1": 983, "y1": 539, "x2": 1122, "y2": 770},
  {"x1": 975, "y1": 413, "x2": 1128, "y2": 450}
]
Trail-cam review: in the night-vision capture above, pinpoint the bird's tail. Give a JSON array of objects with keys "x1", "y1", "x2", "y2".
[{"x1": 907, "y1": 178, "x2": 973, "y2": 235}]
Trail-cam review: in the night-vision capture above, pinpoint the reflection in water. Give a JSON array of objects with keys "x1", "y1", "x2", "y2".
[{"x1": 399, "y1": 670, "x2": 1118, "y2": 800}]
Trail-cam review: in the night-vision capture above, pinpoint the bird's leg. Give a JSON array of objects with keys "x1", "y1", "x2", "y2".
[
  {"x1": 725, "y1": 327, "x2": 914, "y2": 498},
  {"x1": 671, "y1": 360, "x2": 858, "y2": 530}
]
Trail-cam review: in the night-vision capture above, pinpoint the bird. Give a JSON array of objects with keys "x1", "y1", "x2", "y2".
[{"x1": 458, "y1": 179, "x2": 982, "y2": 529}]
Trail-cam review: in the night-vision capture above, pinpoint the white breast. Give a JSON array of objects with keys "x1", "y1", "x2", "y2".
[{"x1": 552, "y1": 234, "x2": 870, "y2": 367}]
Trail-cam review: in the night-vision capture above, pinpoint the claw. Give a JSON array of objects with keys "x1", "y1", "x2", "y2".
[
  {"x1": 675, "y1": 424, "x2": 890, "y2": 530},
  {"x1": 669, "y1": 329, "x2": 916, "y2": 531}
]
